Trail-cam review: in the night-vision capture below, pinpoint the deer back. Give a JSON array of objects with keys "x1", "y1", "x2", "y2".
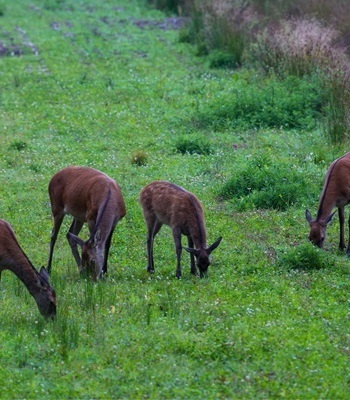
[
  {"x1": 316, "y1": 153, "x2": 350, "y2": 220},
  {"x1": 141, "y1": 181, "x2": 207, "y2": 247},
  {"x1": 49, "y1": 166, "x2": 126, "y2": 225}
]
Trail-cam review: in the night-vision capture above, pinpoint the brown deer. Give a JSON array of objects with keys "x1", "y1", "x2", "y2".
[
  {"x1": 306, "y1": 152, "x2": 350, "y2": 253},
  {"x1": 47, "y1": 166, "x2": 126, "y2": 280},
  {"x1": 0, "y1": 219, "x2": 56, "y2": 318},
  {"x1": 140, "y1": 181, "x2": 222, "y2": 278}
]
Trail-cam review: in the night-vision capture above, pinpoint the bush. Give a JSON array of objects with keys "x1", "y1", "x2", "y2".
[
  {"x1": 208, "y1": 50, "x2": 241, "y2": 69},
  {"x1": 276, "y1": 243, "x2": 332, "y2": 271},
  {"x1": 9, "y1": 140, "x2": 28, "y2": 151},
  {"x1": 191, "y1": 74, "x2": 322, "y2": 131},
  {"x1": 131, "y1": 150, "x2": 148, "y2": 166},
  {"x1": 219, "y1": 152, "x2": 313, "y2": 211},
  {"x1": 178, "y1": 0, "x2": 253, "y2": 64},
  {"x1": 145, "y1": 0, "x2": 192, "y2": 15},
  {"x1": 175, "y1": 135, "x2": 212, "y2": 155}
]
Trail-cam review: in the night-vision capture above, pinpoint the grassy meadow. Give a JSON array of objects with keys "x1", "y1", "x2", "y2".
[{"x1": 1, "y1": 0, "x2": 350, "y2": 398}]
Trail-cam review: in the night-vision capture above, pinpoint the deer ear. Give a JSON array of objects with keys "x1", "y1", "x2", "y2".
[
  {"x1": 305, "y1": 209, "x2": 313, "y2": 224},
  {"x1": 324, "y1": 210, "x2": 336, "y2": 225},
  {"x1": 207, "y1": 236, "x2": 222, "y2": 254},
  {"x1": 39, "y1": 267, "x2": 50, "y2": 282},
  {"x1": 94, "y1": 228, "x2": 102, "y2": 243},
  {"x1": 68, "y1": 232, "x2": 85, "y2": 248},
  {"x1": 184, "y1": 247, "x2": 199, "y2": 256}
]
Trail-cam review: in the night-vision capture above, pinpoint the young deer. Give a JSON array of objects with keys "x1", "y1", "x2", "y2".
[
  {"x1": 140, "y1": 181, "x2": 222, "y2": 278},
  {"x1": 0, "y1": 219, "x2": 56, "y2": 318},
  {"x1": 306, "y1": 152, "x2": 350, "y2": 253},
  {"x1": 47, "y1": 166, "x2": 126, "y2": 280}
]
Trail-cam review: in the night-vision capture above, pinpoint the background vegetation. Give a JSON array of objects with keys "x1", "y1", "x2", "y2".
[{"x1": 1, "y1": 0, "x2": 350, "y2": 398}]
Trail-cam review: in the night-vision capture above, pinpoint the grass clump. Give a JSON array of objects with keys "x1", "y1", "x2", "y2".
[
  {"x1": 179, "y1": 0, "x2": 250, "y2": 65},
  {"x1": 9, "y1": 140, "x2": 28, "y2": 151},
  {"x1": 131, "y1": 150, "x2": 148, "y2": 166},
  {"x1": 175, "y1": 135, "x2": 212, "y2": 155},
  {"x1": 219, "y1": 152, "x2": 312, "y2": 211},
  {"x1": 146, "y1": 0, "x2": 191, "y2": 15},
  {"x1": 192, "y1": 75, "x2": 322, "y2": 132},
  {"x1": 276, "y1": 243, "x2": 331, "y2": 271}
]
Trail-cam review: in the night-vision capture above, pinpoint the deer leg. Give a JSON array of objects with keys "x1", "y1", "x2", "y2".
[
  {"x1": 48, "y1": 212, "x2": 64, "y2": 274},
  {"x1": 173, "y1": 228, "x2": 182, "y2": 279},
  {"x1": 103, "y1": 227, "x2": 115, "y2": 275},
  {"x1": 67, "y1": 219, "x2": 84, "y2": 270},
  {"x1": 187, "y1": 236, "x2": 197, "y2": 276},
  {"x1": 339, "y1": 207, "x2": 345, "y2": 251},
  {"x1": 146, "y1": 217, "x2": 162, "y2": 273},
  {"x1": 346, "y1": 212, "x2": 350, "y2": 256}
]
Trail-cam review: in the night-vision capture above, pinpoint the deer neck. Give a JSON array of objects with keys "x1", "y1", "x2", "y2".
[
  {"x1": 317, "y1": 184, "x2": 337, "y2": 222},
  {"x1": 2, "y1": 251, "x2": 41, "y2": 297},
  {"x1": 190, "y1": 224, "x2": 207, "y2": 250}
]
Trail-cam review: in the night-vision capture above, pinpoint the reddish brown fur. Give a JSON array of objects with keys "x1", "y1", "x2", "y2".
[
  {"x1": 48, "y1": 166, "x2": 126, "y2": 280},
  {"x1": 140, "y1": 181, "x2": 222, "y2": 278},
  {"x1": 0, "y1": 219, "x2": 56, "y2": 318},
  {"x1": 306, "y1": 152, "x2": 350, "y2": 252}
]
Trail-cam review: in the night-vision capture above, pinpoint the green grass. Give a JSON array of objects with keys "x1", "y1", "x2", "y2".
[{"x1": 1, "y1": 0, "x2": 350, "y2": 398}]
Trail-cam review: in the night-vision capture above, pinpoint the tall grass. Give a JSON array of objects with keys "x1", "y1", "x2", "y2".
[
  {"x1": 151, "y1": 0, "x2": 350, "y2": 143},
  {"x1": 252, "y1": 18, "x2": 350, "y2": 143},
  {"x1": 180, "y1": 0, "x2": 255, "y2": 67}
]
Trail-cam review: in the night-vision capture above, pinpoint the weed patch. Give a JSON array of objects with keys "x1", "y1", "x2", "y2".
[
  {"x1": 174, "y1": 134, "x2": 212, "y2": 155},
  {"x1": 131, "y1": 150, "x2": 148, "y2": 166},
  {"x1": 276, "y1": 243, "x2": 332, "y2": 271},
  {"x1": 191, "y1": 75, "x2": 322, "y2": 131},
  {"x1": 219, "y1": 152, "x2": 315, "y2": 211}
]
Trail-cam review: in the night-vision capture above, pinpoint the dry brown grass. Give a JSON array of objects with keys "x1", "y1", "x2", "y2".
[{"x1": 254, "y1": 18, "x2": 350, "y2": 76}]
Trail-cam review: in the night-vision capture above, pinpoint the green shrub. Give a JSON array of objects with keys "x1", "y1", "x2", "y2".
[
  {"x1": 9, "y1": 140, "x2": 28, "y2": 151},
  {"x1": 146, "y1": 0, "x2": 191, "y2": 15},
  {"x1": 191, "y1": 75, "x2": 322, "y2": 131},
  {"x1": 175, "y1": 135, "x2": 212, "y2": 155},
  {"x1": 209, "y1": 50, "x2": 240, "y2": 69},
  {"x1": 131, "y1": 150, "x2": 148, "y2": 166},
  {"x1": 219, "y1": 152, "x2": 313, "y2": 211},
  {"x1": 180, "y1": 1, "x2": 250, "y2": 63},
  {"x1": 322, "y1": 72, "x2": 350, "y2": 144},
  {"x1": 276, "y1": 243, "x2": 332, "y2": 271}
]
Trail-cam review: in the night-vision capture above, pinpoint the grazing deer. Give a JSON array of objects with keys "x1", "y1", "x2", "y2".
[
  {"x1": 140, "y1": 181, "x2": 222, "y2": 278},
  {"x1": 0, "y1": 219, "x2": 56, "y2": 318},
  {"x1": 47, "y1": 166, "x2": 126, "y2": 280},
  {"x1": 306, "y1": 152, "x2": 350, "y2": 253}
]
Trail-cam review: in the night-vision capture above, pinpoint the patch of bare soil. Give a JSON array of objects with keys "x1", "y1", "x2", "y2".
[
  {"x1": 133, "y1": 17, "x2": 188, "y2": 30},
  {"x1": 0, "y1": 27, "x2": 39, "y2": 57}
]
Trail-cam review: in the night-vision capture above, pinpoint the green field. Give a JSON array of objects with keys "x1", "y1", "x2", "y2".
[{"x1": 1, "y1": 0, "x2": 350, "y2": 398}]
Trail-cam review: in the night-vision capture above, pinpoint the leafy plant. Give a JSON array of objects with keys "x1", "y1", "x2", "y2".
[
  {"x1": 9, "y1": 140, "x2": 28, "y2": 151},
  {"x1": 191, "y1": 75, "x2": 322, "y2": 131},
  {"x1": 219, "y1": 152, "x2": 314, "y2": 211},
  {"x1": 146, "y1": 0, "x2": 191, "y2": 15},
  {"x1": 131, "y1": 150, "x2": 148, "y2": 166},
  {"x1": 276, "y1": 243, "x2": 332, "y2": 270},
  {"x1": 175, "y1": 135, "x2": 212, "y2": 155}
]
